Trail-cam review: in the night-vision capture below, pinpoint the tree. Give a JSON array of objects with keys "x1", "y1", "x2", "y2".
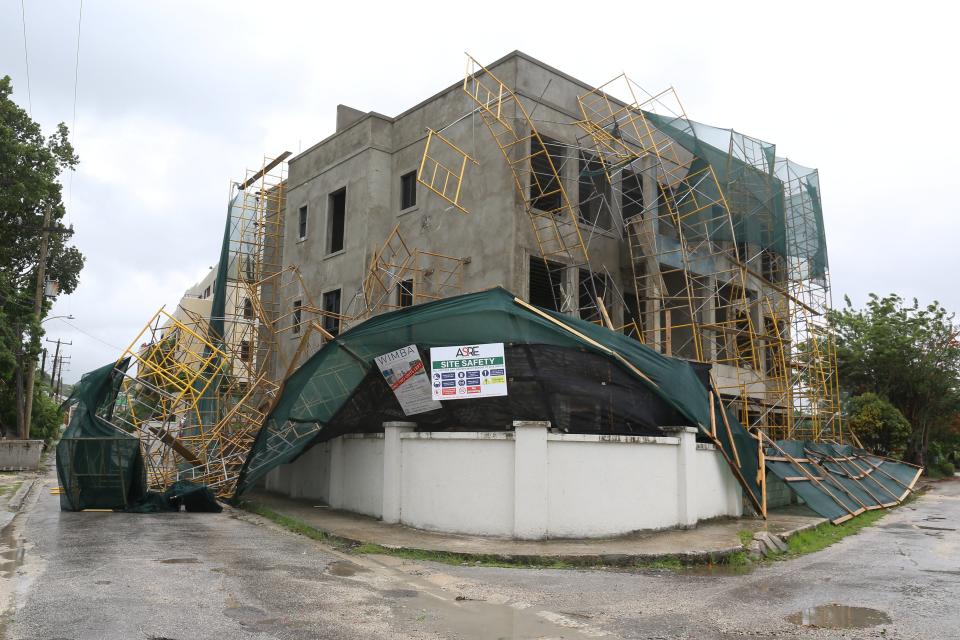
[
  {"x1": 828, "y1": 294, "x2": 960, "y2": 467},
  {"x1": 0, "y1": 76, "x2": 84, "y2": 437},
  {"x1": 845, "y1": 393, "x2": 911, "y2": 457}
]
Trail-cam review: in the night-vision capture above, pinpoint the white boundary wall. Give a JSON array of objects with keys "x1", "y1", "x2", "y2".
[{"x1": 264, "y1": 422, "x2": 742, "y2": 539}]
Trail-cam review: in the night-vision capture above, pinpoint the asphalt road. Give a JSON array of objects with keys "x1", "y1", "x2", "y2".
[{"x1": 2, "y1": 472, "x2": 958, "y2": 639}]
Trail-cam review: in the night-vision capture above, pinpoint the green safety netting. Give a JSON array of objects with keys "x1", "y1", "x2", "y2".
[
  {"x1": 642, "y1": 111, "x2": 828, "y2": 280},
  {"x1": 235, "y1": 287, "x2": 761, "y2": 508},
  {"x1": 56, "y1": 357, "x2": 149, "y2": 511},
  {"x1": 764, "y1": 440, "x2": 922, "y2": 523}
]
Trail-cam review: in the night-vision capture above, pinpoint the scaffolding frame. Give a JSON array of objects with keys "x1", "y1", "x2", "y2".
[{"x1": 416, "y1": 58, "x2": 840, "y2": 444}]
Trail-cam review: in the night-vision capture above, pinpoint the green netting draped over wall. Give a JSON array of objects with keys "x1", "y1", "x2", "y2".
[
  {"x1": 56, "y1": 358, "x2": 149, "y2": 511},
  {"x1": 642, "y1": 111, "x2": 828, "y2": 279},
  {"x1": 765, "y1": 440, "x2": 922, "y2": 523},
  {"x1": 235, "y1": 287, "x2": 760, "y2": 506}
]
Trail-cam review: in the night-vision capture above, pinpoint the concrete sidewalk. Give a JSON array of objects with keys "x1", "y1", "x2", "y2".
[{"x1": 243, "y1": 489, "x2": 825, "y2": 564}]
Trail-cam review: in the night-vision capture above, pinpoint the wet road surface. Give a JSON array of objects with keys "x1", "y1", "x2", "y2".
[{"x1": 2, "y1": 473, "x2": 958, "y2": 639}]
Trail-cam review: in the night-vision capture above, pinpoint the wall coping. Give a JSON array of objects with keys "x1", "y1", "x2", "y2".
[
  {"x1": 400, "y1": 431, "x2": 514, "y2": 441},
  {"x1": 343, "y1": 433, "x2": 384, "y2": 440},
  {"x1": 394, "y1": 431, "x2": 682, "y2": 446},
  {"x1": 547, "y1": 433, "x2": 679, "y2": 446}
]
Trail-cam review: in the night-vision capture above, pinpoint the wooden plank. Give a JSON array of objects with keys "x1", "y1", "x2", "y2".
[
  {"x1": 760, "y1": 432, "x2": 856, "y2": 518},
  {"x1": 237, "y1": 152, "x2": 292, "y2": 191}
]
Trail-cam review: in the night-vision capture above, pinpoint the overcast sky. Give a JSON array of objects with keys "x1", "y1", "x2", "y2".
[{"x1": 2, "y1": 1, "x2": 957, "y2": 382}]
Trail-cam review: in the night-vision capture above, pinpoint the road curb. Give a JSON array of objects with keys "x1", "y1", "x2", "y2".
[
  {"x1": 8, "y1": 479, "x2": 35, "y2": 513},
  {"x1": 237, "y1": 501, "x2": 755, "y2": 567}
]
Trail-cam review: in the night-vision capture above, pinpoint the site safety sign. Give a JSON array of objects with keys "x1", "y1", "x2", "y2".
[
  {"x1": 429, "y1": 343, "x2": 508, "y2": 400},
  {"x1": 374, "y1": 345, "x2": 442, "y2": 416}
]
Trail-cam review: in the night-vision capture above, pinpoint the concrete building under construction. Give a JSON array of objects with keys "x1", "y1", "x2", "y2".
[
  {"x1": 274, "y1": 50, "x2": 839, "y2": 443},
  {"x1": 60, "y1": 50, "x2": 914, "y2": 541}
]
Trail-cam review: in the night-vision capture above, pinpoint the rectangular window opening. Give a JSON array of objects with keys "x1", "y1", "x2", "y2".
[
  {"x1": 528, "y1": 257, "x2": 565, "y2": 312},
  {"x1": 298, "y1": 204, "x2": 308, "y2": 240},
  {"x1": 529, "y1": 136, "x2": 564, "y2": 213},
  {"x1": 578, "y1": 269, "x2": 609, "y2": 323},
  {"x1": 400, "y1": 171, "x2": 417, "y2": 210},
  {"x1": 578, "y1": 152, "x2": 612, "y2": 230},
  {"x1": 292, "y1": 299, "x2": 302, "y2": 335},
  {"x1": 328, "y1": 188, "x2": 346, "y2": 254},
  {"x1": 322, "y1": 289, "x2": 341, "y2": 337},
  {"x1": 398, "y1": 279, "x2": 414, "y2": 308},
  {"x1": 622, "y1": 169, "x2": 644, "y2": 220}
]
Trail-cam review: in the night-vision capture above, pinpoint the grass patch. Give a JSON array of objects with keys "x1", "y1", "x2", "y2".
[
  {"x1": 724, "y1": 550, "x2": 751, "y2": 568},
  {"x1": 737, "y1": 529, "x2": 754, "y2": 546},
  {"x1": 0, "y1": 481, "x2": 23, "y2": 498},
  {"x1": 782, "y1": 508, "x2": 888, "y2": 557},
  {"x1": 633, "y1": 555, "x2": 683, "y2": 570},
  {"x1": 353, "y1": 542, "x2": 575, "y2": 569},
  {"x1": 238, "y1": 501, "x2": 352, "y2": 549}
]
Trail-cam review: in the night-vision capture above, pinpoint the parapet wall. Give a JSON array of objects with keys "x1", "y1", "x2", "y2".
[{"x1": 265, "y1": 423, "x2": 742, "y2": 539}]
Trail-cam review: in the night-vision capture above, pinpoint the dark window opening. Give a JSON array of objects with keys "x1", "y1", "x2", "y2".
[
  {"x1": 764, "y1": 316, "x2": 786, "y2": 377},
  {"x1": 623, "y1": 291, "x2": 642, "y2": 341},
  {"x1": 578, "y1": 152, "x2": 612, "y2": 230},
  {"x1": 292, "y1": 299, "x2": 302, "y2": 334},
  {"x1": 240, "y1": 340, "x2": 251, "y2": 363},
  {"x1": 323, "y1": 289, "x2": 341, "y2": 337},
  {"x1": 622, "y1": 169, "x2": 644, "y2": 220},
  {"x1": 328, "y1": 188, "x2": 346, "y2": 254},
  {"x1": 242, "y1": 298, "x2": 254, "y2": 319},
  {"x1": 400, "y1": 171, "x2": 417, "y2": 210},
  {"x1": 657, "y1": 184, "x2": 678, "y2": 239},
  {"x1": 529, "y1": 136, "x2": 564, "y2": 213},
  {"x1": 761, "y1": 249, "x2": 784, "y2": 283},
  {"x1": 298, "y1": 204, "x2": 308, "y2": 240},
  {"x1": 398, "y1": 279, "x2": 414, "y2": 308},
  {"x1": 528, "y1": 257, "x2": 565, "y2": 312},
  {"x1": 578, "y1": 269, "x2": 609, "y2": 323},
  {"x1": 737, "y1": 242, "x2": 753, "y2": 267}
]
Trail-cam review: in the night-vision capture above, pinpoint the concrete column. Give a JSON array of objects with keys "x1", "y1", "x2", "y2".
[
  {"x1": 328, "y1": 436, "x2": 344, "y2": 509},
  {"x1": 513, "y1": 420, "x2": 550, "y2": 539},
  {"x1": 663, "y1": 426, "x2": 698, "y2": 528},
  {"x1": 382, "y1": 421, "x2": 416, "y2": 524}
]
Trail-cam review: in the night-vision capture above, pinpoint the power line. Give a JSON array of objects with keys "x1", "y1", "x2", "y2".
[
  {"x1": 67, "y1": 0, "x2": 84, "y2": 218},
  {"x1": 54, "y1": 317, "x2": 123, "y2": 351},
  {"x1": 19, "y1": 0, "x2": 32, "y2": 116}
]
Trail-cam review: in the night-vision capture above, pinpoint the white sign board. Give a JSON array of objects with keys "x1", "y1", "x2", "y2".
[
  {"x1": 375, "y1": 345, "x2": 441, "y2": 416},
  {"x1": 429, "y1": 343, "x2": 508, "y2": 400}
]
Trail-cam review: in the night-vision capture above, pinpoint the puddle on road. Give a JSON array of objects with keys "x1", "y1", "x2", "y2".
[
  {"x1": 158, "y1": 557, "x2": 200, "y2": 564},
  {"x1": 787, "y1": 604, "x2": 891, "y2": 629},
  {"x1": 0, "y1": 546, "x2": 25, "y2": 579},
  {"x1": 401, "y1": 592, "x2": 594, "y2": 640},
  {"x1": 326, "y1": 560, "x2": 369, "y2": 577},
  {"x1": 0, "y1": 518, "x2": 26, "y2": 578}
]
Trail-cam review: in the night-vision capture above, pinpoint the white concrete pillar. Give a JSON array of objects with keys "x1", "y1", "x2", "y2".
[
  {"x1": 328, "y1": 436, "x2": 344, "y2": 509},
  {"x1": 382, "y1": 421, "x2": 416, "y2": 524},
  {"x1": 664, "y1": 426, "x2": 698, "y2": 528},
  {"x1": 513, "y1": 420, "x2": 550, "y2": 539}
]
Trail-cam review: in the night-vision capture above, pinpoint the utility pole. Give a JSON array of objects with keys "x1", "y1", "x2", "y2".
[
  {"x1": 21, "y1": 205, "x2": 53, "y2": 440},
  {"x1": 46, "y1": 338, "x2": 69, "y2": 391},
  {"x1": 57, "y1": 356, "x2": 71, "y2": 399}
]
